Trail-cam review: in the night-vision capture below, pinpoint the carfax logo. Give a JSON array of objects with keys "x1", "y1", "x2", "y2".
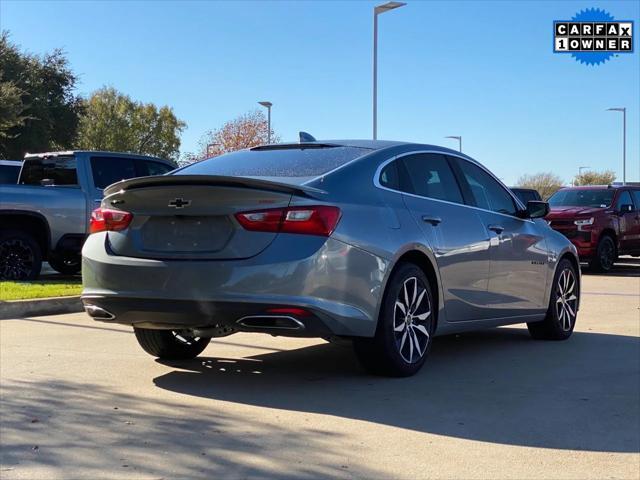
[{"x1": 554, "y1": 8, "x2": 634, "y2": 65}]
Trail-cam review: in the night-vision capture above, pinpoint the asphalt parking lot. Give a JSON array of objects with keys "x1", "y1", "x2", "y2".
[{"x1": 1, "y1": 264, "x2": 639, "y2": 479}]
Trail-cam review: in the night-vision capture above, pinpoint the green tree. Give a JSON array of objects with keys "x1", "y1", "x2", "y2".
[
  {"x1": 76, "y1": 87, "x2": 186, "y2": 161},
  {"x1": 0, "y1": 31, "x2": 83, "y2": 159},
  {"x1": 516, "y1": 172, "x2": 565, "y2": 200},
  {"x1": 573, "y1": 169, "x2": 616, "y2": 186}
]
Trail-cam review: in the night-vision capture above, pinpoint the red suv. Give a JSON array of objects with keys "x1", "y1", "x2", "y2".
[{"x1": 546, "y1": 185, "x2": 640, "y2": 272}]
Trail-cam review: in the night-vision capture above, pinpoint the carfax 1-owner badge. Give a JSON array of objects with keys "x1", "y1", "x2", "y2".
[{"x1": 554, "y1": 8, "x2": 634, "y2": 65}]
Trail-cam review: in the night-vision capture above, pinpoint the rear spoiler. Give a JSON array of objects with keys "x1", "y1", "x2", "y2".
[{"x1": 103, "y1": 175, "x2": 326, "y2": 198}]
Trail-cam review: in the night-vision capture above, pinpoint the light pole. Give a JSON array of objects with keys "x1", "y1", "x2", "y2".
[
  {"x1": 259, "y1": 101, "x2": 273, "y2": 144},
  {"x1": 607, "y1": 107, "x2": 626, "y2": 185},
  {"x1": 206, "y1": 143, "x2": 219, "y2": 157},
  {"x1": 373, "y1": 1, "x2": 406, "y2": 140},
  {"x1": 445, "y1": 135, "x2": 462, "y2": 152}
]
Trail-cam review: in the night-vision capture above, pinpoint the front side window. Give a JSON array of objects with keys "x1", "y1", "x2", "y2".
[
  {"x1": 615, "y1": 191, "x2": 634, "y2": 211},
  {"x1": 548, "y1": 189, "x2": 615, "y2": 208},
  {"x1": 456, "y1": 160, "x2": 517, "y2": 216},
  {"x1": 91, "y1": 156, "x2": 137, "y2": 189},
  {"x1": 19, "y1": 156, "x2": 78, "y2": 186},
  {"x1": 399, "y1": 153, "x2": 464, "y2": 204}
]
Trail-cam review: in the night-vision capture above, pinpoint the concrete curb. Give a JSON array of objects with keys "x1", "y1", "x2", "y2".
[{"x1": 0, "y1": 296, "x2": 83, "y2": 320}]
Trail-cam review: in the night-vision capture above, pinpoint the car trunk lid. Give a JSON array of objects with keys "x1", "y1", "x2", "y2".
[{"x1": 102, "y1": 175, "x2": 324, "y2": 260}]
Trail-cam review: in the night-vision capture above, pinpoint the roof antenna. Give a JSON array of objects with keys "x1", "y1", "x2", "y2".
[{"x1": 299, "y1": 131, "x2": 316, "y2": 143}]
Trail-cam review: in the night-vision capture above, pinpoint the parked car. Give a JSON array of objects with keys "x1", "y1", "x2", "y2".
[
  {"x1": 546, "y1": 185, "x2": 640, "y2": 272},
  {"x1": 0, "y1": 151, "x2": 175, "y2": 280},
  {"x1": 81, "y1": 140, "x2": 580, "y2": 377},
  {"x1": 510, "y1": 187, "x2": 542, "y2": 204},
  {"x1": 0, "y1": 160, "x2": 22, "y2": 184}
]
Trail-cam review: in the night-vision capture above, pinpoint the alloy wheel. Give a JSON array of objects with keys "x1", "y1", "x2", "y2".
[
  {"x1": 393, "y1": 277, "x2": 432, "y2": 364},
  {"x1": 0, "y1": 239, "x2": 35, "y2": 280},
  {"x1": 600, "y1": 240, "x2": 614, "y2": 270},
  {"x1": 555, "y1": 268, "x2": 577, "y2": 331},
  {"x1": 171, "y1": 330, "x2": 201, "y2": 345}
]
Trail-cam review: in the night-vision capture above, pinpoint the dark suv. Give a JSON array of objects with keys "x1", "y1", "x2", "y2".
[{"x1": 546, "y1": 185, "x2": 640, "y2": 271}]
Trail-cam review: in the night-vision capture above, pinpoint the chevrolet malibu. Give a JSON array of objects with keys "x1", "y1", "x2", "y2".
[{"x1": 81, "y1": 140, "x2": 580, "y2": 376}]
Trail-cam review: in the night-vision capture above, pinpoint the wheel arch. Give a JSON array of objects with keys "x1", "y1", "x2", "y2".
[
  {"x1": 379, "y1": 246, "x2": 442, "y2": 333},
  {"x1": 0, "y1": 211, "x2": 51, "y2": 259},
  {"x1": 599, "y1": 228, "x2": 618, "y2": 252}
]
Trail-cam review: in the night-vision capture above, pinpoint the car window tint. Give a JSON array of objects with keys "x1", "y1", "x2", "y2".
[
  {"x1": 615, "y1": 190, "x2": 634, "y2": 210},
  {"x1": 19, "y1": 156, "x2": 78, "y2": 186},
  {"x1": 91, "y1": 156, "x2": 137, "y2": 189},
  {"x1": 176, "y1": 146, "x2": 370, "y2": 177},
  {"x1": 138, "y1": 160, "x2": 174, "y2": 176},
  {"x1": 632, "y1": 191, "x2": 640, "y2": 209},
  {"x1": 399, "y1": 154, "x2": 463, "y2": 204},
  {"x1": 457, "y1": 160, "x2": 517, "y2": 216},
  {"x1": 379, "y1": 161, "x2": 400, "y2": 190}
]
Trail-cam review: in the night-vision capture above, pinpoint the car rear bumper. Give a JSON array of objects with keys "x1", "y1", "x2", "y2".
[{"x1": 81, "y1": 232, "x2": 390, "y2": 338}]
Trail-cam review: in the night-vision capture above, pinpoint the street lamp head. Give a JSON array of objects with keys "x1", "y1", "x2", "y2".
[
  {"x1": 375, "y1": 1, "x2": 406, "y2": 14},
  {"x1": 258, "y1": 101, "x2": 272, "y2": 108},
  {"x1": 607, "y1": 107, "x2": 625, "y2": 112},
  {"x1": 445, "y1": 136, "x2": 461, "y2": 140}
]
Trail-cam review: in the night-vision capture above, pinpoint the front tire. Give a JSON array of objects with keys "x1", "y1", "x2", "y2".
[
  {"x1": 133, "y1": 328, "x2": 211, "y2": 360},
  {"x1": 0, "y1": 230, "x2": 43, "y2": 280},
  {"x1": 353, "y1": 262, "x2": 435, "y2": 377},
  {"x1": 527, "y1": 258, "x2": 578, "y2": 340},
  {"x1": 588, "y1": 235, "x2": 616, "y2": 272}
]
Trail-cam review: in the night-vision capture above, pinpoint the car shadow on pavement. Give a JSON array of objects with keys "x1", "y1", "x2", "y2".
[
  {"x1": 154, "y1": 327, "x2": 640, "y2": 454},
  {"x1": 581, "y1": 256, "x2": 640, "y2": 277}
]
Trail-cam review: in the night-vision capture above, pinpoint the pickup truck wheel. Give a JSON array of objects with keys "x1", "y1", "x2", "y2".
[
  {"x1": 0, "y1": 230, "x2": 42, "y2": 280},
  {"x1": 133, "y1": 327, "x2": 211, "y2": 360},
  {"x1": 48, "y1": 254, "x2": 81, "y2": 275},
  {"x1": 589, "y1": 235, "x2": 616, "y2": 273}
]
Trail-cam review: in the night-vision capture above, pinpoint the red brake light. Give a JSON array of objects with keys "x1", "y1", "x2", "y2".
[
  {"x1": 89, "y1": 207, "x2": 133, "y2": 234},
  {"x1": 235, "y1": 205, "x2": 341, "y2": 236}
]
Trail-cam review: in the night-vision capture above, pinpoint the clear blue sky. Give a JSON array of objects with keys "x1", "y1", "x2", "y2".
[{"x1": 1, "y1": 0, "x2": 638, "y2": 184}]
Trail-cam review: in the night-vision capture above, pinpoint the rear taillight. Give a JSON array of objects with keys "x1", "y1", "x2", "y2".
[
  {"x1": 89, "y1": 207, "x2": 133, "y2": 234},
  {"x1": 235, "y1": 206, "x2": 341, "y2": 236}
]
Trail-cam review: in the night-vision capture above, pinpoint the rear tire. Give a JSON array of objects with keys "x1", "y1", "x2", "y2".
[
  {"x1": 48, "y1": 253, "x2": 81, "y2": 275},
  {"x1": 353, "y1": 262, "x2": 435, "y2": 377},
  {"x1": 588, "y1": 235, "x2": 616, "y2": 273},
  {"x1": 527, "y1": 258, "x2": 578, "y2": 340},
  {"x1": 133, "y1": 328, "x2": 211, "y2": 360},
  {"x1": 0, "y1": 229, "x2": 42, "y2": 280}
]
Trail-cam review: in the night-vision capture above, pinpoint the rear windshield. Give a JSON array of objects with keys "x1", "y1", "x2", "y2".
[
  {"x1": 19, "y1": 156, "x2": 78, "y2": 186},
  {"x1": 548, "y1": 189, "x2": 614, "y2": 208},
  {"x1": 0, "y1": 165, "x2": 20, "y2": 184},
  {"x1": 174, "y1": 146, "x2": 371, "y2": 178}
]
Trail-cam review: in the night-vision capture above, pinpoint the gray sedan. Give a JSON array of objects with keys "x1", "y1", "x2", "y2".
[{"x1": 81, "y1": 140, "x2": 580, "y2": 376}]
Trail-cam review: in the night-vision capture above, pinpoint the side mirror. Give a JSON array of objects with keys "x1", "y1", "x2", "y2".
[
  {"x1": 619, "y1": 204, "x2": 634, "y2": 214},
  {"x1": 526, "y1": 200, "x2": 550, "y2": 219}
]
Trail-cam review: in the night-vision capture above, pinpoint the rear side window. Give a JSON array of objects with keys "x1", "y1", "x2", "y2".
[
  {"x1": 175, "y1": 146, "x2": 370, "y2": 178},
  {"x1": 91, "y1": 156, "x2": 137, "y2": 189},
  {"x1": 399, "y1": 153, "x2": 464, "y2": 204},
  {"x1": 0, "y1": 165, "x2": 20, "y2": 184},
  {"x1": 137, "y1": 160, "x2": 174, "y2": 176},
  {"x1": 456, "y1": 160, "x2": 517, "y2": 216},
  {"x1": 19, "y1": 156, "x2": 78, "y2": 186},
  {"x1": 632, "y1": 191, "x2": 640, "y2": 209},
  {"x1": 379, "y1": 161, "x2": 400, "y2": 190}
]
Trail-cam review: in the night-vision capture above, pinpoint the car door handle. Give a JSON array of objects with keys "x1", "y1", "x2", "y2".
[
  {"x1": 422, "y1": 216, "x2": 442, "y2": 226},
  {"x1": 488, "y1": 224, "x2": 504, "y2": 234}
]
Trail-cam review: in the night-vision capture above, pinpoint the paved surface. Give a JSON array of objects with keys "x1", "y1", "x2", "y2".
[{"x1": 1, "y1": 268, "x2": 639, "y2": 479}]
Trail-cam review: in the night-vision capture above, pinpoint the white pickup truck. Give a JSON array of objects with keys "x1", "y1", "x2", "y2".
[{"x1": 0, "y1": 151, "x2": 175, "y2": 280}]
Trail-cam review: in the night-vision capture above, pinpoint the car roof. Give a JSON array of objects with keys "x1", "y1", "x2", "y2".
[
  {"x1": 559, "y1": 185, "x2": 637, "y2": 190},
  {"x1": 24, "y1": 150, "x2": 172, "y2": 163},
  {"x1": 262, "y1": 139, "x2": 470, "y2": 157}
]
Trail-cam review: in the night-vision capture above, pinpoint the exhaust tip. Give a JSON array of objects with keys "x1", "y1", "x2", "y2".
[
  {"x1": 84, "y1": 304, "x2": 115, "y2": 320},
  {"x1": 236, "y1": 315, "x2": 305, "y2": 331}
]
